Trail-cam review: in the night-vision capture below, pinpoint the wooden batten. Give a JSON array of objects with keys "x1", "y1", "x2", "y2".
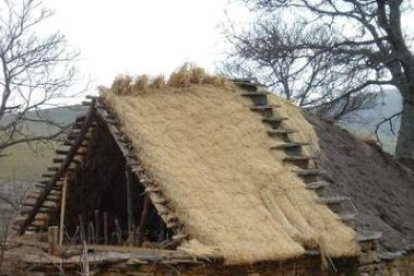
[
  {"x1": 52, "y1": 158, "x2": 64, "y2": 164},
  {"x1": 55, "y1": 149, "x2": 69, "y2": 155}
]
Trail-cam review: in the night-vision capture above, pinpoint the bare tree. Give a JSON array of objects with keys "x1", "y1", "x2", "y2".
[
  {"x1": 0, "y1": 0, "x2": 79, "y2": 156},
  {"x1": 225, "y1": 0, "x2": 414, "y2": 161},
  {"x1": 224, "y1": 17, "x2": 380, "y2": 121}
]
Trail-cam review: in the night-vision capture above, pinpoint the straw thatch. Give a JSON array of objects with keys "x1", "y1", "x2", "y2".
[{"x1": 103, "y1": 71, "x2": 359, "y2": 265}]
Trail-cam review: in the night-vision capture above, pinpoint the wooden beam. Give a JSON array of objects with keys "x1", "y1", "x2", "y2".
[{"x1": 18, "y1": 100, "x2": 96, "y2": 234}]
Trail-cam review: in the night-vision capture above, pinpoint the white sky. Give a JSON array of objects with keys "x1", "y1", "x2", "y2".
[
  {"x1": 42, "y1": 0, "x2": 249, "y2": 93},
  {"x1": 36, "y1": 1, "x2": 414, "y2": 101}
]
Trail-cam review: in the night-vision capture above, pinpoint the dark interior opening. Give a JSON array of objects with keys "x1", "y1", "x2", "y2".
[{"x1": 63, "y1": 118, "x2": 170, "y2": 246}]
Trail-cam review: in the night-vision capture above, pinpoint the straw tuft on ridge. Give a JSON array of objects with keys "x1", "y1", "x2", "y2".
[{"x1": 107, "y1": 64, "x2": 232, "y2": 97}]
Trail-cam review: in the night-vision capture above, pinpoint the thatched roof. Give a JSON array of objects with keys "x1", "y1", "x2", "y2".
[
  {"x1": 307, "y1": 115, "x2": 414, "y2": 252},
  {"x1": 103, "y1": 72, "x2": 359, "y2": 264}
]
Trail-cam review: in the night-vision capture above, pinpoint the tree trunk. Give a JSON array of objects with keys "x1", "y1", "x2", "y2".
[{"x1": 395, "y1": 91, "x2": 414, "y2": 162}]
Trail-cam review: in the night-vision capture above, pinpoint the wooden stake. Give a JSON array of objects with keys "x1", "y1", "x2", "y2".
[
  {"x1": 48, "y1": 226, "x2": 59, "y2": 255},
  {"x1": 59, "y1": 176, "x2": 69, "y2": 245},
  {"x1": 94, "y1": 210, "x2": 100, "y2": 244},
  {"x1": 88, "y1": 222, "x2": 94, "y2": 245},
  {"x1": 125, "y1": 167, "x2": 135, "y2": 245},
  {"x1": 103, "y1": 212, "x2": 108, "y2": 245},
  {"x1": 114, "y1": 218, "x2": 122, "y2": 245},
  {"x1": 137, "y1": 194, "x2": 150, "y2": 246},
  {"x1": 79, "y1": 215, "x2": 86, "y2": 244}
]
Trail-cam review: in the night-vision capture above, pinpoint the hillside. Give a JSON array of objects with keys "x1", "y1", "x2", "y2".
[
  {"x1": 340, "y1": 89, "x2": 401, "y2": 153},
  {"x1": 0, "y1": 106, "x2": 86, "y2": 180}
]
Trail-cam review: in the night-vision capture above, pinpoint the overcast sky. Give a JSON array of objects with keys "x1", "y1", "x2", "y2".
[
  {"x1": 42, "y1": 0, "x2": 249, "y2": 91},
  {"x1": 38, "y1": 0, "x2": 414, "y2": 101}
]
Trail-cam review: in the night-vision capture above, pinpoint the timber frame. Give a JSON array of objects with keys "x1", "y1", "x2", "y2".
[{"x1": 15, "y1": 96, "x2": 187, "y2": 249}]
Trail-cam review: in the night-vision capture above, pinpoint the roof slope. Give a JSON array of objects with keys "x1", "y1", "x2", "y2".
[
  {"x1": 105, "y1": 83, "x2": 358, "y2": 264},
  {"x1": 307, "y1": 115, "x2": 414, "y2": 252}
]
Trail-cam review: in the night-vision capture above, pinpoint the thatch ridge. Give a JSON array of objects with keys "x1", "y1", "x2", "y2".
[
  {"x1": 104, "y1": 70, "x2": 359, "y2": 265},
  {"x1": 108, "y1": 64, "x2": 231, "y2": 96}
]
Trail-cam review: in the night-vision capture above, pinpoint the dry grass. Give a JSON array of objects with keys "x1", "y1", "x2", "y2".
[
  {"x1": 105, "y1": 81, "x2": 359, "y2": 265},
  {"x1": 108, "y1": 64, "x2": 231, "y2": 96}
]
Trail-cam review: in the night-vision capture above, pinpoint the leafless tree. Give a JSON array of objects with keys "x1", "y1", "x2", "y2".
[
  {"x1": 225, "y1": 0, "x2": 414, "y2": 161},
  {"x1": 224, "y1": 18, "x2": 380, "y2": 121},
  {"x1": 0, "y1": 0, "x2": 79, "y2": 156}
]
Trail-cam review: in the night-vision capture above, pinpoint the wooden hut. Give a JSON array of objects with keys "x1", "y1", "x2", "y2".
[{"x1": 11, "y1": 70, "x2": 389, "y2": 275}]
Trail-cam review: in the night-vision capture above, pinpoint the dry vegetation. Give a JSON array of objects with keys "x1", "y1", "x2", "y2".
[
  {"x1": 105, "y1": 72, "x2": 359, "y2": 264},
  {"x1": 107, "y1": 64, "x2": 231, "y2": 96}
]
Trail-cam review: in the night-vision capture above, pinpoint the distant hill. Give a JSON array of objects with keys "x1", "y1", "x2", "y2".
[{"x1": 0, "y1": 106, "x2": 86, "y2": 181}]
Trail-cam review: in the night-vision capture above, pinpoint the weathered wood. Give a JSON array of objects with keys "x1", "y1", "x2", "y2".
[
  {"x1": 103, "y1": 212, "x2": 108, "y2": 245},
  {"x1": 125, "y1": 168, "x2": 135, "y2": 246},
  {"x1": 95, "y1": 210, "x2": 101, "y2": 244},
  {"x1": 79, "y1": 215, "x2": 86, "y2": 242},
  {"x1": 52, "y1": 158, "x2": 64, "y2": 164},
  {"x1": 59, "y1": 176, "x2": 68, "y2": 245},
  {"x1": 19, "y1": 100, "x2": 95, "y2": 234},
  {"x1": 56, "y1": 149, "x2": 69, "y2": 155},
  {"x1": 267, "y1": 128, "x2": 298, "y2": 135},
  {"x1": 48, "y1": 226, "x2": 59, "y2": 255},
  {"x1": 270, "y1": 142, "x2": 310, "y2": 150},
  {"x1": 136, "y1": 194, "x2": 150, "y2": 246},
  {"x1": 88, "y1": 222, "x2": 94, "y2": 244},
  {"x1": 115, "y1": 218, "x2": 122, "y2": 244}
]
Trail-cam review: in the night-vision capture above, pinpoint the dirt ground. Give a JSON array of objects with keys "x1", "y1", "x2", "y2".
[{"x1": 306, "y1": 114, "x2": 414, "y2": 252}]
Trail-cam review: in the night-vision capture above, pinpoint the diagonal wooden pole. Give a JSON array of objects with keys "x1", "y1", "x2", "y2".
[{"x1": 59, "y1": 175, "x2": 69, "y2": 245}]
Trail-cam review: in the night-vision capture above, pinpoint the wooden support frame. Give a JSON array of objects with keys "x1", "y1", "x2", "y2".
[{"x1": 18, "y1": 99, "x2": 96, "y2": 234}]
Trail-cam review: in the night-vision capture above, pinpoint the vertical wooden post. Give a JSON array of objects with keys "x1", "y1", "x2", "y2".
[
  {"x1": 114, "y1": 218, "x2": 122, "y2": 244},
  {"x1": 94, "y1": 210, "x2": 100, "y2": 244},
  {"x1": 125, "y1": 167, "x2": 135, "y2": 245},
  {"x1": 103, "y1": 212, "x2": 108, "y2": 245},
  {"x1": 59, "y1": 176, "x2": 69, "y2": 245},
  {"x1": 88, "y1": 222, "x2": 94, "y2": 245},
  {"x1": 48, "y1": 226, "x2": 59, "y2": 255},
  {"x1": 137, "y1": 194, "x2": 150, "y2": 246}
]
